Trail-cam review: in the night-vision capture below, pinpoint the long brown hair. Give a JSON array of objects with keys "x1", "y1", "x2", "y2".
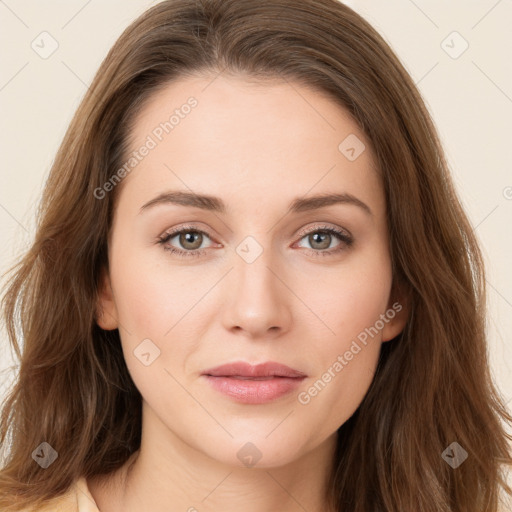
[{"x1": 1, "y1": 0, "x2": 511, "y2": 510}]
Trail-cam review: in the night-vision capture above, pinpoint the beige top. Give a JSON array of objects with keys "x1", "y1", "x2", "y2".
[
  {"x1": 24, "y1": 477, "x2": 100, "y2": 512},
  {"x1": 20, "y1": 477, "x2": 511, "y2": 511}
]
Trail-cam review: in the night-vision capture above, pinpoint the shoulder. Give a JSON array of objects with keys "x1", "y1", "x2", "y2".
[{"x1": 17, "y1": 476, "x2": 100, "y2": 512}]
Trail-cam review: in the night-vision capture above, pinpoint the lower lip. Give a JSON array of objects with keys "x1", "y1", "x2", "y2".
[{"x1": 203, "y1": 375, "x2": 305, "y2": 404}]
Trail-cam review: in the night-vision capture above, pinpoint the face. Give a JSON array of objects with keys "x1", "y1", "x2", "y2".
[{"x1": 97, "y1": 73, "x2": 407, "y2": 468}]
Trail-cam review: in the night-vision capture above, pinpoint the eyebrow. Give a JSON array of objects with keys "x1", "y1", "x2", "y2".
[{"x1": 139, "y1": 190, "x2": 372, "y2": 216}]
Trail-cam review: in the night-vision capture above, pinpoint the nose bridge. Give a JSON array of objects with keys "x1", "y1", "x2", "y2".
[
  {"x1": 221, "y1": 231, "x2": 291, "y2": 336},
  {"x1": 234, "y1": 232, "x2": 280, "y2": 301}
]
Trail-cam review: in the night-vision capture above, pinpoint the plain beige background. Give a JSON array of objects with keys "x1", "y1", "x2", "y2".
[{"x1": 0, "y1": 0, "x2": 511, "y2": 463}]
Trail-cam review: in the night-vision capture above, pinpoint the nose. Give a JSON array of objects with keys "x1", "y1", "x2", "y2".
[{"x1": 220, "y1": 240, "x2": 293, "y2": 339}]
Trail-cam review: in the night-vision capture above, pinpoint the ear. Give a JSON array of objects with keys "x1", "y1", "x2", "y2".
[
  {"x1": 381, "y1": 281, "x2": 410, "y2": 343},
  {"x1": 95, "y1": 266, "x2": 119, "y2": 330}
]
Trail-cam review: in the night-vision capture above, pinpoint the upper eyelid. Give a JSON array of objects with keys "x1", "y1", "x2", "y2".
[
  {"x1": 296, "y1": 223, "x2": 351, "y2": 238},
  {"x1": 161, "y1": 223, "x2": 349, "y2": 237}
]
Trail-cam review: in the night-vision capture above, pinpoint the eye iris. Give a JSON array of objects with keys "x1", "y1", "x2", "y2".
[
  {"x1": 180, "y1": 231, "x2": 202, "y2": 250},
  {"x1": 310, "y1": 232, "x2": 331, "y2": 250}
]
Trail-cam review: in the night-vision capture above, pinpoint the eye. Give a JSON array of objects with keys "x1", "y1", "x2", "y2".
[
  {"x1": 157, "y1": 223, "x2": 353, "y2": 259},
  {"x1": 157, "y1": 225, "x2": 215, "y2": 259},
  {"x1": 294, "y1": 225, "x2": 353, "y2": 257}
]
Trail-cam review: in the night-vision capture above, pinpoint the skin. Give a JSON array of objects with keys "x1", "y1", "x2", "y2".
[{"x1": 90, "y1": 73, "x2": 408, "y2": 512}]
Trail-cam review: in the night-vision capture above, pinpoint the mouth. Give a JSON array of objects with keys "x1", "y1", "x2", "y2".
[
  {"x1": 202, "y1": 361, "x2": 307, "y2": 379},
  {"x1": 219, "y1": 376, "x2": 284, "y2": 380},
  {"x1": 201, "y1": 361, "x2": 307, "y2": 404}
]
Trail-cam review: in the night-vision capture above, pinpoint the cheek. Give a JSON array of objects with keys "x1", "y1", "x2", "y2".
[
  {"x1": 110, "y1": 249, "x2": 206, "y2": 338},
  {"x1": 294, "y1": 295, "x2": 389, "y2": 436},
  {"x1": 303, "y1": 247, "x2": 392, "y2": 348},
  {"x1": 108, "y1": 248, "x2": 211, "y2": 392},
  {"x1": 295, "y1": 248, "x2": 391, "y2": 414}
]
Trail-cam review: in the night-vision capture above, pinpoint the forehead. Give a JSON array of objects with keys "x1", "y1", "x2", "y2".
[{"x1": 117, "y1": 73, "x2": 384, "y2": 217}]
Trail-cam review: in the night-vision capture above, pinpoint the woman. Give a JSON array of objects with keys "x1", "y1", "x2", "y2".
[{"x1": 1, "y1": 0, "x2": 511, "y2": 510}]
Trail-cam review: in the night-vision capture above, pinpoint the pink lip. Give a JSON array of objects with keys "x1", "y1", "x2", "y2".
[{"x1": 202, "y1": 361, "x2": 307, "y2": 404}]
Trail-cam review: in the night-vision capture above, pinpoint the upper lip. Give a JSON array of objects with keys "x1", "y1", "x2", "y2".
[{"x1": 202, "y1": 361, "x2": 307, "y2": 378}]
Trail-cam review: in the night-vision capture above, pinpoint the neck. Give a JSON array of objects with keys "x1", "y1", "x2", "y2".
[{"x1": 110, "y1": 402, "x2": 338, "y2": 512}]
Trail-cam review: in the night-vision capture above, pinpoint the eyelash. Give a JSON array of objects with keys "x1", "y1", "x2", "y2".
[{"x1": 157, "y1": 224, "x2": 354, "y2": 259}]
